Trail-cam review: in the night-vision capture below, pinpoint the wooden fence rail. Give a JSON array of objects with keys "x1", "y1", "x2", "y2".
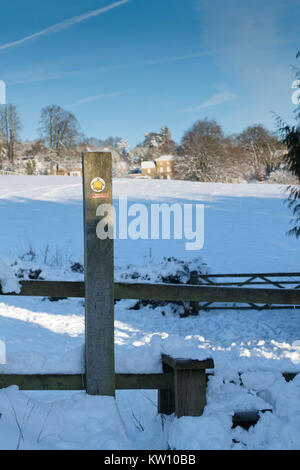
[
  {"x1": 0, "y1": 373, "x2": 174, "y2": 391},
  {"x1": 196, "y1": 272, "x2": 300, "y2": 288},
  {"x1": 189, "y1": 272, "x2": 300, "y2": 311},
  {"x1": 1, "y1": 279, "x2": 300, "y2": 305},
  {"x1": 0, "y1": 371, "x2": 296, "y2": 392}
]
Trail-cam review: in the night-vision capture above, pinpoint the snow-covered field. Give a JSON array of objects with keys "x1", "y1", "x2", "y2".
[{"x1": 0, "y1": 176, "x2": 300, "y2": 450}]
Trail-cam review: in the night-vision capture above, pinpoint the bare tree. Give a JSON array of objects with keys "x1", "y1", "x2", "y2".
[
  {"x1": 236, "y1": 124, "x2": 283, "y2": 179},
  {"x1": 27, "y1": 139, "x2": 46, "y2": 156},
  {"x1": 39, "y1": 105, "x2": 80, "y2": 156},
  {"x1": 0, "y1": 111, "x2": 4, "y2": 169},
  {"x1": 0, "y1": 104, "x2": 21, "y2": 170},
  {"x1": 175, "y1": 118, "x2": 224, "y2": 181}
]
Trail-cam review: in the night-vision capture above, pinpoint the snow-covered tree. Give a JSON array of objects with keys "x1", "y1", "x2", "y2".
[
  {"x1": 116, "y1": 139, "x2": 130, "y2": 159},
  {"x1": 175, "y1": 118, "x2": 224, "y2": 181},
  {"x1": 141, "y1": 126, "x2": 176, "y2": 159},
  {"x1": 159, "y1": 126, "x2": 176, "y2": 155},
  {"x1": 278, "y1": 52, "x2": 300, "y2": 238},
  {"x1": 236, "y1": 124, "x2": 283, "y2": 178}
]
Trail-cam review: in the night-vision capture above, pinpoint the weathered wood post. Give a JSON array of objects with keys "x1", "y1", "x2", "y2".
[
  {"x1": 159, "y1": 355, "x2": 214, "y2": 417},
  {"x1": 189, "y1": 270, "x2": 199, "y2": 315},
  {"x1": 82, "y1": 152, "x2": 115, "y2": 396}
]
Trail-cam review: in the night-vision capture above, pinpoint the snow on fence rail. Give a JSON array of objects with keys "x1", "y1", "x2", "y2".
[
  {"x1": 0, "y1": 153, "x2": 299, "y2": 427},
  {"x1": 1, "y1": 278, "x2": 300, "y2": 305}
]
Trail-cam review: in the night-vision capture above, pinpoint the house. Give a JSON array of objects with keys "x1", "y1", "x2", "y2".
[
  {"x1": 141, "y1": 155, "x2": 177, "y2": 179},
  {"x1": 155, "y1": 155, "x2": 175, "y2": 180},
  {"x1": 141, "y1": 160, "x2": 156, "y2": 178}
]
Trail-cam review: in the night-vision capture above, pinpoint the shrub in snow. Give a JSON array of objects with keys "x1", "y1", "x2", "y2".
[
  {"x1": 0, "y1": 258, "x2": 21, "y2": 294},
  {"x1": 265, "y1": 164, "x2": 298, "y2": 184},
  {"x1": 115, "y1": 256, "x2": 209, "y2": 317},
  {"x1": 11, "y1": 247, "x2": 84, "y2": 282},
  {"x1": 70, "y1": 262, "x2": 84, "y2": 274},
  {"x1": 9, "y1": 247, "x2": 84, "y2": 300},
  {"x1": 8, "y1": 249, "x2": 209, "y2": 315}
]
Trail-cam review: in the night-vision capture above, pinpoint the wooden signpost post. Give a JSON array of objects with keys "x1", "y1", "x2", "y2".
[{"x1": 82, "y1": 152, "x2": 115, "y2": 396}]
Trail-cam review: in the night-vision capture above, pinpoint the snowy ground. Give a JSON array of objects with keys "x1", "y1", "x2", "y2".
[{"x1": 0, "y1": 176, "x2": 299, "y2": 450}]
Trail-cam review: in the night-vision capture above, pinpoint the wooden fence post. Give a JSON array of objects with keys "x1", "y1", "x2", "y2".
[
  {"x1": 158, "y1": 361, "x2": 175, "y2": 415},
  {"x1": 159, "y1": 355, "x2": 214, "y2": 418},
  {"x1": 189, "y1": 270, "x2": 199, "y2": 315},
  {"x1": 82, "y1": 152, "x2": 115, "y2": 396}
]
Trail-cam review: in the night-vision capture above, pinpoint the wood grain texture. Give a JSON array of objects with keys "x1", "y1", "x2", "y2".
[
  {"x1": 162, "y1": 354, "x2": 214, "y2": 371},
  {"x1": 83, "y1": 152, "x2": 115, "y2": 396},
  {"x1": 174, "y1": 369, "x2": 207, "y2": 418},
  {"x1": 2, "y1": 281, "x2": 300, "y2": 306},
  {"x1": 0, "y1": 373, "x2": 174, "y2": 391},
  {"x1": 158, "y1": 362, "x2": 175, "y2": 415}
]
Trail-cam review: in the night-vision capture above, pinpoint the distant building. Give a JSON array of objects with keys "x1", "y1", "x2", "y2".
[
  {"x1": 155, "y1": 155, "x2": 175, "y2": 180},
  {"x1": 141, "y1": 155, "x2": 177, "y2": 179},
  {"x1": 141, "y1": 160, "x2": 156, "y2": 178}
]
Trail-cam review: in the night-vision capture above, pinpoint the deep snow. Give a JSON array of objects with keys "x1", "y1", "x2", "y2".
[{"x1": 0, "y1": 176, "x2": 299, "y2": 450}]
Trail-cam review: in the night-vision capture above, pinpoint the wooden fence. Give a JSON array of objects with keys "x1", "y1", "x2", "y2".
[
  {"x1": 189, "y1": 272, "x2": 300, "y2": 311},
  {"x1": 1, "y1": 279, "x2": 300, "y2": 305},
  {"x1": 0, "y1": 152, "x2": 299, "y2": 426}
]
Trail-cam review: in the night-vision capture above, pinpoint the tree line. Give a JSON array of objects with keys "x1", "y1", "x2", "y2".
[
  {"x1": 0, "y1": 49, "x2": 299, "y2": 240},
  {"x1": 0, "y1": 104, "x2": 81, "y2": 170},
  {"x1": 0, "y1": 98, "x2": 293, "y2": 185},
  {"x1": 134, "y1": 120, "x2": 285, "y2": 183},
  {"x1": 0, "y1": 74, "x2": 299, "y2": 237}
]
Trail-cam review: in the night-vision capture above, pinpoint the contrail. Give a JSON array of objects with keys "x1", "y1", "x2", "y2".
[
  {"x1": 181, "y1": 92, "x2": 238, "y2": 113},
  {"x1": 68, "y1": 89, "x2": 133, "y2": 108},
  {"x1": 0, "y1": 0, "x2": 130, "y2": 51}
]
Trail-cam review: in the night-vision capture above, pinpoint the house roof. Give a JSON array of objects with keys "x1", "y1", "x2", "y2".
[
  {"x1": 141, "y1": 161, "x2": 156, "y2": 169},
  {"x1": 155, "y1": 155, "x2": 175, "y2": 162}
]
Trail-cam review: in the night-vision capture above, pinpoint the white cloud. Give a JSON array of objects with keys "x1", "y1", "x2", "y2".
[
  {"x1": 181, "y1": 92, "x2": 237, "y2": 113},
  {"x1": 0, "y1": 0, "x2": 130, "y2": 52}
]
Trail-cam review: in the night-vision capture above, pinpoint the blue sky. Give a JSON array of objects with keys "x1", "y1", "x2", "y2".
[{"x1": 0, "y1": 0, "x2": 299, "y2": 147}]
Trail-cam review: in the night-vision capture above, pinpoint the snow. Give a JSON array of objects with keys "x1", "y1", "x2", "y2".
[
  {"x1": 168, "y1": 415, "x2": 233, "y2": 450},
  {"x1": 0, "y1": 387, "x2": 132, "y2": 450},
  {"x1": 141, "y1": 161, "x2": 156, "y2": 169},
  {"x1": 0, "y1": 258, "x2": 20, "y2": 294},
  {"x1": 0, "y1": 176, "x2": 298, "y2": 274},
  {"x1": 155, "y1": 155, "x2": 175, "y2": 161},
  {"x1": 0, "y1": 175, "x2": 299, "y2": 449}
]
